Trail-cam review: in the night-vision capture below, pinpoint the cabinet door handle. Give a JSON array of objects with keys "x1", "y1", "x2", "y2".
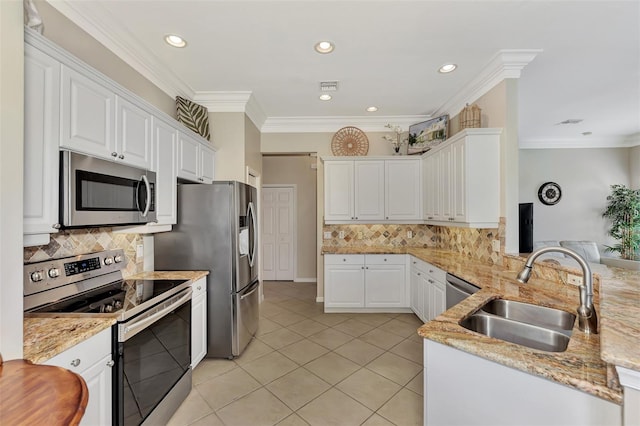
[
  {"x1": 386, "y1": 217, "x2": 389, "y2": 219},
  {"x1": 118, "y1": 154, "x2": 125, "y2": 160},
  {"x1": 111, "y1": 152, "x2": 118, "y2": 157},
  {"x1": 106, "y1": 360, "x2": 115, "y2": 368},
  {"x1": 429, "y1": 270, "x2": 434, "y2": 273},
  {"x1": 361, "y1": 266, "x2": 364, "y2": 269},
  {"x1": 70, "y1": 359, "x2": 81, "y2": 367},
  {"x1": 417, "y1": 272, "x2": 421, "y2": 276},
  {"x1": 365, "y1": 266, "x2": 369, "y2": 269},
  {"x1": 52, "y1": 223, "x2": 61, "y2": 229},
  {"x1": 384, "y1": 258, "x2": 387, "y2": 261},
  {"x1": 428, "y1": 279, "x2": 434, "y2": 284},
  {"x1": 197, "y1": 286, "x2": 202, "y2": 291}
]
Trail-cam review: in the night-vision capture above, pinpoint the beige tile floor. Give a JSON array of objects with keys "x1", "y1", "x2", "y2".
[{"x1": 168, "y1": 282, "x2": 424, "y2": 426}]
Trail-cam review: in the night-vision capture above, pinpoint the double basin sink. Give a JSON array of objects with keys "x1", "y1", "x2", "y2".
[{"x1": 460, "y1": 299, "x2": 576, "y2": 352}]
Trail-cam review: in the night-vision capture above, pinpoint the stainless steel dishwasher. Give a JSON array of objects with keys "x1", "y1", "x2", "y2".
[{"x1": 445, "y1": 273, "x2": 481, "y2": 309}]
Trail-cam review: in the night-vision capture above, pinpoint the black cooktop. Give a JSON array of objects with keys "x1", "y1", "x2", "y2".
[{"x1": 29, "y1": 279, "x2": 189, "y2": 315}]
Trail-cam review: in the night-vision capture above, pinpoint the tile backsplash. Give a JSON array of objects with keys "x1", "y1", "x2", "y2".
[
  {"x1": 323, "y1": 218, "x2": 504, "y2": 265},
  {"x1": 23, "y1": 228, "x2": 143, "y2": 277}
]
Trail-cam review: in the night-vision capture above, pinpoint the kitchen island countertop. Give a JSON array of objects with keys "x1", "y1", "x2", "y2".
[
  {"x1": 23, "y1": 270, "x2": 209, "y2": 364},
  {"x1": 323, "y1": 246, "x2": 640, "y2": 404}
]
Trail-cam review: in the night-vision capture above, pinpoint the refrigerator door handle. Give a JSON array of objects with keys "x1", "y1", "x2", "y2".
[
  {"x1": 240, "y1": 280, "x2": 260, "y2": 300},
  {"x1": 247, "y1": 201, "x2": 257, "y2": 268}
]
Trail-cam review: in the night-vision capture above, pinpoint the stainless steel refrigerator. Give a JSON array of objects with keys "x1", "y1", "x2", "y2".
[{"x1": 154, "y1": 181, "x2": 259, "y2": 358}]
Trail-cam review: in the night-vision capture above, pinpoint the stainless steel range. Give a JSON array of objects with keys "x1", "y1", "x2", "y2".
[{"x1": 24, "y1": 249, "x2": 193, "y2": 426}]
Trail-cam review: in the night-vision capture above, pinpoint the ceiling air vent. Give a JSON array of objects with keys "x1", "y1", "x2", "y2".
[
  {"x1": 320, "y1": 81, "x2": 339, "y2": 92},
  {"x1": 556, "y1": 119, "x2": 583, "y2": 125}
]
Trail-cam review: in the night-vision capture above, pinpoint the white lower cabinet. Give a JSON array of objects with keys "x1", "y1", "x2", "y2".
[
  {"x1": 409, "y1": 256, "x2": 446, "y2": 322},
  {"x1": 424, "y1": 340, "x2": 622, "y2": 426},
  {"x1": 324, "y1": 254, "x2": 407, "y2": 311},
  {"x1": 191, "y1": 277, "x2": 207, "y2": 368},
  {"x1": 44, "y1": 327, "x2": 113, "y2": 426}
]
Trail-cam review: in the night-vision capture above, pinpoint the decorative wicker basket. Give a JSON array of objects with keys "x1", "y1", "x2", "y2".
[{"x1": 459, "y1": 103, "x2": 481, "y2": 129}]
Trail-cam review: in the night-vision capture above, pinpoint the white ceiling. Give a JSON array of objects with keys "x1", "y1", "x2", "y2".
[{"x1": 47, "y1": 0, "x2": 640, "y2": 147}]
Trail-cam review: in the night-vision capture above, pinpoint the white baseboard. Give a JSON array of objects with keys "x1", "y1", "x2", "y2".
[
  {"x1": 315, "y1": 297, "x2": 324, "y2": 303},
  {"x1": 294, "y1": 277, "x2": 317, "y2": 283}
]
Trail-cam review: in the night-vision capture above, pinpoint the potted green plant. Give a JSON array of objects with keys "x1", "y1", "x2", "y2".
[{"x1": 602, "y1": 184, "x2": 640, "y2": 264}]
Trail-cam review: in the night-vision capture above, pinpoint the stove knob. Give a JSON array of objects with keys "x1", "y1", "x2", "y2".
[
  {"x1": 114, "y1": 254, "x2": 123, "y2": 263},
  {"x1": 104, "y1": 257, "x2": 114, "y2": 266},
  {"x1": 48, "y1": 268, "x2": 60, "y2": 278},
  {"x1": 30, "y1": 271, "x2": 44, "y2": 282}
]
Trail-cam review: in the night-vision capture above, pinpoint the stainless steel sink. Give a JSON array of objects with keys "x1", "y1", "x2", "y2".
[
  {"x1": 480, "y1": 299, "x2": 576, "y2": 331},
  {"x1": 459, "y1": 299, "x2": 575, "y2": 352},
  {"x1": 460, "y1": 313, "x2": 571, "y2": 352}
]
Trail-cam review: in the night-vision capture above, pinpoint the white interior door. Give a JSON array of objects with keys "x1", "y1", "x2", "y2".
[{"x1": 261, "y1": 186, "x2": 295, "y2": 281}]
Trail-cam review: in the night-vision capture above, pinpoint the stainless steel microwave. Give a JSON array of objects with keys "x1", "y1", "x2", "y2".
[{"x1": 60, "y1": 151, "x2": 156, "y2": 228}]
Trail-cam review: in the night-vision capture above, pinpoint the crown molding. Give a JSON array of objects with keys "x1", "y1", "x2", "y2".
[
  {"x1": 625, "y1": 132, "x2": 640, "y2": 147},
  {"x1": 46, "y1": 0, "x2": 194, "y2": 99},
  {"x1": 260, "y1": 115, "x2": 430, "y2": 133},
  {"x1": 192, "y1": 91, "x2": 252, "y2": 112},
  {"x1": 519, "y1": 135, "x2": 633, "y2": 149},
  {"x1": 435, "y1": 49, "x2": 542, "y2": 119},
  {"x1": 192, "y1": 91, "x2": 268, "y2": 130}
]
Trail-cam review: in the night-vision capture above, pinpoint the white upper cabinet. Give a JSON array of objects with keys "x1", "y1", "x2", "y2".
[
  {"x1": 323, "y1": 157, "x2": 422, "y2": 224},
  {"x1": 23, "y1": 45, "x2": 61, "y2": 246},
  {"x1": 200, "y1": 143, "x2": 216, "y2": 184},
  {"x1": 60, "y1": 66, "x2": 152, "y2": 169},
  {"x1": 423, "y1": 129, "x2": 501, "y2": 228},
  {"x1": 177, "y1": 131, "x2": 216, "y2": 184},
  {"x1": 354, "y1": 161, "x2": 385, "y2": 221},
  {"x1": 60, "y1": 65, "x2": 116, "y2": 160},
  {"x1": 385, "y1": 159, "x2": 422, "y2": 220},
  {"x1": 115, "y1": 96, "x2": 152, "y2": 169},
  {"x1": 324, "y1": 161, "x2": 354, "y2": 221},
  {"x1": 152, "y1": 118, "x2": 178, "y2": 225}
]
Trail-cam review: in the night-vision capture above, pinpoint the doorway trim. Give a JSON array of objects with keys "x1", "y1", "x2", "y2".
[{"x1": 262, "y1": 184, "x2": 297, "y2": 282}]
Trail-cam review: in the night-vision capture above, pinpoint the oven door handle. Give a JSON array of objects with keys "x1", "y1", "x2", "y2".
[{"x1": 120, "y1": 288, "x2": 192, "y2": 342}]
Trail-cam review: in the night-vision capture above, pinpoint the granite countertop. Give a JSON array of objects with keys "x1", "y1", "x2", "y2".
[
  {"x1": 323, "y1": 246, "x2": 640, "y2": 404},
  {"x1": 23, "y1": 271, "x2": 209, "y2": 364}
]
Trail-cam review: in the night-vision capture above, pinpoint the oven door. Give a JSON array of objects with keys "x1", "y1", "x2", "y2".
[
  {"x1": 61, "y1": 151, "x2": 156, "y2": 227},
  {"x1": 114, "y1": 288, "x2": 191, "y2": 426}
]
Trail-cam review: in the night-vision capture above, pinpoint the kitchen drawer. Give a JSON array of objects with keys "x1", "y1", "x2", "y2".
[
  {"x1": 44, "y1": 327, "x2": 111, "y2": 374},
  {"x1": 410, "y1": 256, "x2": 430, "y2": 272},
  {"x1": 191, "y1": 277, "x2": 206, "y2": 298},
  {"x1": 366, "y1": 254, "x2": 405, "y2": 265},
  {"x1": 424, "y1": 263, "x2": 446, "y2": 283},
  {"x1": 324, "y1": 254, "x2": 365, "y2": 265}
]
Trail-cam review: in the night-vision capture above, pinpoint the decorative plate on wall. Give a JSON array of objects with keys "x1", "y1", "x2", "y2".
[{"x1": 331, "y1": 126, "x2": 369, "y2": 156}]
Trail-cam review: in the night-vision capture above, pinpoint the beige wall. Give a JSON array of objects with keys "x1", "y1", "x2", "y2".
[
  {"x1": 520, "y1": 147, "x2": 630, "y2": 248},
  {"x1": 245, "y1": 117, "x2": 262, "y2": 178},
  {"x1": 35, "y1": 1, "x2": 175, "y2": 117},
  {"x1": 631, "y1": 145, "x2": 640, "y2": 189},
  {"x1": 1, "y1": 0, "x2": 25, "y2": 358},
  {"x1": 262, "y1": 131, "x2": 398, "y2": 156},
  {"x1": 210, "y1": 112, "x2": 246, "y2": 182},
  {"x1": 263, "y1": 156, "x2": 317, "y2": 279}
]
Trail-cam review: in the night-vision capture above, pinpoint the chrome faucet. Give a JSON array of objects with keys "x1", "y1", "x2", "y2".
[{"x1": 516, "y1": 246, "x2": 598, "y2": 334}]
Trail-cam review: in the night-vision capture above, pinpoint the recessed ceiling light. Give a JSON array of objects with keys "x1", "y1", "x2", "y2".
[
  {"x1": 438, "y1": 63, "x2": 457, "y2": 73},
  {"x1": 366, "y1": 106, "x2": 378, "y2": 112},
  {"x1": 165, "y1": 34, "x2": 187, "y2": 48},
  {"x1": 314, "y1": 41, "x2": 335, "y2": 54},
  {"x1": 319, "y1": 94, "x2": 332, "y2": 101}
]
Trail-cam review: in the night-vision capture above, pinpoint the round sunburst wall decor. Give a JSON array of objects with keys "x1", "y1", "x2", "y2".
[{"x1": 331, "y1": 126, "x2": 369, "y2": 156}]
